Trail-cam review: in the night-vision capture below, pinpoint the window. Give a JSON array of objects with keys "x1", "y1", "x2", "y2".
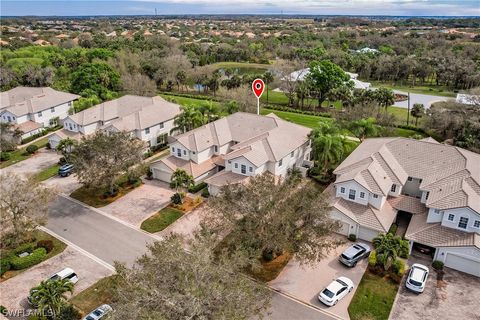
[
  {"x1": 159, "y1": 122, "x2": 164, "y2": 129},
  {"x1": 434, "y1": 209, "x2": 440, "y2": 214},
  {"x1": 177, "y1": 149, "x2": 181, "y2": 157},
  {"x1": 249, "y1": 166, "x2": 253, "y2": 172},
  {"x1": 214, "y1": 146, "x2": 218, "y2": 152},
  {"x1": 241, "y1": 164, "x2": 246, "y2": 174},
  {"x1": 183, "y1": 150, "x2": 186, "y2": 155},
  {"x1": 348, "y1": 189, "x2": 356, "y2": 200},
  {"x1": 38, "y1": 111, "x2": 42, "y2": 117},
  {"x1": 68, "y1": 102, "x2": 72, "y2": 107},
  {"x1": 51, "y1": 107, "x2": 55, "y2": 113},
  {"x1": 474, "y1": 220, "x2": 480, "y2": 228},
  {"x1": 7, "y1": 116, "x2": 11, "y2": 122},
  {"x1": 234, "y1": 163, "x2": 238, "y2": 169},
  {"x1": 291, "y1": 151, "x2": 294, "y2": 157},
  {"x1": 360, "y1": 192, "x2": 365, "y2": 199},
  {"x1": 278, "y1": 159, "x2": 283, "y2": 167},
  {"x1": 458, "y1": 217, "x2": 468, "y2": 229},
  {"x1": 145, "y1": 127, "x2": 150, "y2": 134},
  {"x1": 340, "y1": 187, "x2": 345, "y2": 194},
  {"x1": 373, "y1": 194, "x2": 378, "y2": 199},
  {"x1": 425, "y1": 192, "x2": 430, "y2": 200},
  {"x1": 448, "y1": 214, "x2": 455, "y2": 221},
  {"x1": 407, "y1": 177, "x2": 413, "y2": 181},
  {"x1": 172, "y1": 147, "x2": 175, "y2": 152},
  {"x1": 391, "y1": 184, "x2": 396, "y2": 192}
]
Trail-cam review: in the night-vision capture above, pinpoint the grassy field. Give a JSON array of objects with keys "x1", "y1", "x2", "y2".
[
  {"x1": 0, "y1": 137, "x2": 49, "y2": 169},
  {"x1": 260, "y1": 108, "x2": 333, "y2": 128},
  {"x1": 210, "y1": 61, "x2": 271, "y2": 70},
  {"x1": 370, "y1": 80, "x2": 456, "y2": 97},
  {"x1": 160, "y1": 94, "x2": 222, "y2": 108},
  {"x1": 141, "y1": 207, "x2": 184, "y2": 233},
  {"x1": 70, "y1": 275, "x2": 117, "y2": 315},
  {"x1": 33, "y1": 164, "x2": 60, "y2": 182},
  {"x1": 348, "y1": 271, "x2": 399, "y2": 320}
]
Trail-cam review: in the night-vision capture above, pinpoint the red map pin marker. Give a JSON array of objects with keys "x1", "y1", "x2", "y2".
[{"x1": 252, "y1": 79, "x2": 265, "y2": 98}]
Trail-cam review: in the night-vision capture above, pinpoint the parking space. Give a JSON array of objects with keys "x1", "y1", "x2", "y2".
[
  {"x1": 1, "y1": 149, "x2": 60, "y2": 176},
  {"x1": 43, "y1": 174, "x2": 81, "y2": 195},
  {"x1": 0, "y1": 246, "x2": 113, "y2": 313},
  {"x1": 269, "y1": 235, "x2": 368, "y2": 320},
  {"x1": 390, "y1": 256, "x2": 480, "y2": 320},
  {"x1": 102, "y1": 179, "x2": 174, "y2": 227}
]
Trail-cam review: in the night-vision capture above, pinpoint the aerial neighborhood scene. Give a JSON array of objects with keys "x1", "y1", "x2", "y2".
[{"x1": 1, "y1": 0, "x2": 480, "y2": 319}]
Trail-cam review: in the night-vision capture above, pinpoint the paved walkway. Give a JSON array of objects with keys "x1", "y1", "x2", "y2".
[{"x1": 102, "y1": 179, "x2": 174, "y2": 227}]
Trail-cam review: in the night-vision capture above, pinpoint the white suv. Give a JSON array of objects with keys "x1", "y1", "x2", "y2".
[{"x1": 406, "y1": 263, "x2": 429, "y2": 293}]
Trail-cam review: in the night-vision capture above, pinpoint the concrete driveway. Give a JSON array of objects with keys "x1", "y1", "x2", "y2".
[
  {"x1": 1, "y1": 149, "x2": 60, "y2": 176},
  {"x1": 392, "y1": 90, "x2": 449, "y2": 109},
  {"x1": 389, "y1": 256, "x2": 480, "y2": 320},
  {"x1": 0, "y1": 246, "x2": 113, "y2": 313},
  {"x1": 102, "y1": 179, "x2": 174, "y2": 227},
  {"x1": 269, "y1": 236, "x2": 368, "y2": 320},
  {"x1": 43, "y1": 174, "x2": 81, "y2": 195}
]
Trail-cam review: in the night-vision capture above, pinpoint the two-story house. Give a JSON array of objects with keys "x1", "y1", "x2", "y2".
[
  {"x1": 0, "y1": 86, "x2": 79, "y2": 139},
  {"x1": 328, "y1": 137, "x2": 480, "y2": 276},
  {"x1": 48, "y1": 95, "x2": 181, "y2": 149},
  {"x1": 150, "y1": 112, "x2": 313, "y2": 195}
]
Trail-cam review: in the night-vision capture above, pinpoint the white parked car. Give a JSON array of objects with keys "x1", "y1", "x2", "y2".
[
  {"x1": 49, "y1": 267, "x2": 79, "y2": 284},
  {"x1": 318, "y1": 277, "x2": 354, "y2": 306},
  {"x1": 83, "y1": 304, "x2": 113, "y2": 320},
  {"x1": 406, "y1": 263, "x2": 429, "y2": 293}
]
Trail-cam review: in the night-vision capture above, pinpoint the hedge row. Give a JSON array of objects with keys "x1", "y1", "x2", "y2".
[
  {"x1": 188, "y1": 182, "x2": 207, "y2": 193},
  {"x1": 263, "y1": 104, "x2": 333, "y2": 118},
  {"x1": 160, "y1": 91, "x2": 224, "y2": 102},
  {"x1": 9, "y1": 248, "x2": 47, "y2": 270}
]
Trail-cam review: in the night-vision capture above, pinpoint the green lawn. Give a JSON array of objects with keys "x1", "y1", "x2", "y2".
[
  {"x1": 160, "y1": 94, "x2": 222, "y2": 108},
  {"x1": 348, "y1": 271, "x2": 399, "y2": 320},
  {"x1": 260, "y1": 108, "x2": 333, "y2": 128},
  {"x1": 33, "y1": 164, "x2": 60, "y2": 182},
  {"x1": 370, "y1": 80, "x2": 456, "y2": 97},
  {"x1": 261, "y1": 90, "x2": 341, "y2": 109},
  {"x1": 210, "y1": 61, "x2": 271, "y2": 70},
  {"x1": 70, "y1": 275, "x2": 117, "y2": 314},
  {"x1": 0, "y1": 137, "x2": 50, "y2": 169},
  {"x1": 141, "y1": 207, "x2": 183, "y2": 233}
]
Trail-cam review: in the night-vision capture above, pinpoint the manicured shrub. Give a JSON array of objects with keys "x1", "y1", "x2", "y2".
[
  {"x1": 0, "y1": 152, "x2": 11, "y2": 161},
  {"x1": 26, "y1": 144, "x2": 38, "y2": 154},
  {"x1": 12, "y1": 243, "x2": 34, "y2": 255},
  {"x1": 36, "y1": 240, "x2": 54, "y2": 253},
  {"x1": 432, "y1": 260, "x2": 444, "y2": 270},
  {"x1": 46, "y1": 142, "x2": 51, "y2": 150},
  {"x1": 201, "y1": 187, "x2": 210, "y2": 198},
  {"x1": 398, "y1": 239, "x2": 410, "y2": 259},
  {"x1": 348, "y1": 234, "x2": 357, "y2": 242},
  {"x1": 10, "y1": 247, "x2": 47, "y2": 270},
  {"x1": 57, "y1": 304, "x2": 82, "y2": 320},
  {"x1": 0, "y1": 257, "x2": 12, "y2": 276},
  {"x1": 392, "y1": 259, "x2": 406, "y2": 276},
  {"x1": 171, "y1": 192, "x2": 183, "y2": 205},
  {"x1": 368, "y1": 250, "x2": 377, "y2": 268},
  {"x1": 188, "y1": 182, "x2": 207, "y2": 193}
]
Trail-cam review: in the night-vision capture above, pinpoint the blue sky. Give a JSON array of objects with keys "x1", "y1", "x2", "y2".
[{"x1": 1, "y1": 0, "x2": 479, "y2": 16}]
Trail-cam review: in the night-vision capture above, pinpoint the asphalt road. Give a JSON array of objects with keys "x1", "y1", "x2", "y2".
[
  {"x1": 392, "y1": 90, "x2": 449, "y2": 109},
  {"x1": 47, "y1": 195, "x2": 338, "y2": 320}
]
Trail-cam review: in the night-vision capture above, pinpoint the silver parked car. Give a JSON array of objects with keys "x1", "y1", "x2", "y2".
[
  {"x1": 339, "y1": 243, "x2": 371, "y2": 267},
  {"x1": 82, "y1": 304, "x2": 113, "y2": 320}
]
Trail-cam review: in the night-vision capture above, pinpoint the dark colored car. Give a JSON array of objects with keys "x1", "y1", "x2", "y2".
[
  {"x1": 58, "y1": 164, "x2": 74, "y2": 177},
  {"x1": 339, "y1": 243, "x2": 371, "y2": 267}
]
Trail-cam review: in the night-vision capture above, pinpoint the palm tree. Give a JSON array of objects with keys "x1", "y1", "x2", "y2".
[
  {"x1": 170, "y1": 105, "x2": 203, "y2": 134},
  {"x1": 199, "y1": 101, "x2": 220, "y2": 123},
  {"x1": 262, "y1": 71, "x2": 274, "y2": 104},
  {"x1": 410, "y1": 103, "x2": 425, "y2": 127},
  {"x1": 348, "y1": 118, "x2": 378, "y2": 141},
  {"x1": 56, "y1": 138, "x2": 77, "y2": 162},
  {"x1": 372, "y1": 233, "x2": 408, "y2": 271},
  {"x1": 373, "y1": 87, "x2": 395, "y2": 114},
  {"x1": 170, "y1": 168, "x2": 194, "y2": 194},
  {"x1": 29, "y1": 279, "x2": 74, "y2": 318}
]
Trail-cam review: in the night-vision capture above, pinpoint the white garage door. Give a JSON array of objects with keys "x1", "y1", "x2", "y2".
[
  {"x1": 49, "y1": 136, "x2": 61, "y2": 149},
  {"x1": 358, "y1": 227, "x2": 379, "y2": 242},
  {"x1": 445, "y1": 254, "x2": 480, "y2": 277},
  {"x1": 337, "y1": 221, "x2": 350, "y2": 236},
  {"x1": 153, "y1": 168, "x2": 172, "y2": 183}
]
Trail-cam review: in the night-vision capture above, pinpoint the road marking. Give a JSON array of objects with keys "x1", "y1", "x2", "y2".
[
  {"x1": 59, "y1": 193, "x2": 163, "y2": 241},
  {"x1": 39, "y1": 226, "x2": 115, "y2": 272}
]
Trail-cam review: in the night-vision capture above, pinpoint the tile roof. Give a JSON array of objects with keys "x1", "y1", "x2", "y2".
[
  {"x1": 158, "y1": 155, "x2": 217, "y2": 179},
  {"x1": 387, "y1": 195, "x2": 427, "y2": 215},
  {"x1": 204, "y1": 170, "x2": 249, "y2": 187},
  {"x1": 0, "y1": 87, "x2": 79, "y2": 116},
  {"x1": 334, "y1": 138, "x2": 480, "y2": 213},
  {"x1": 405, "y1": 213, "x2": 480, "y2": 249},
  {"x1": 14, "y1": 121, "x2": 42, "y2": 134}
]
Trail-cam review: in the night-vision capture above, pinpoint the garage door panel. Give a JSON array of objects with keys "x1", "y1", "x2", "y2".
[
  {"x1": 445, "y1": 254, "x2": 480, "y2": 277},
  {"x1": 358, "y1": 227, "x2": 379, "y2": 242}
]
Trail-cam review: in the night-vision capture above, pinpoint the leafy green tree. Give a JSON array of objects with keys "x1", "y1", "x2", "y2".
[
  {"x1": 205, "y1": 173, "x2": 340, "y2": 266},
  {"x1": 373, "y1": 87, "x2": 395, "y2": 113},
  {"x1": 199, "y1": 101, "x2": 220, "y2": 123},
  {"x1": 70, "y1": 131, "x2": 144, "y2": 195},
  {"x1": 305, "y1": 60, "x2": 350, "y2": 107},
  {"x1": 111, "y1": 234, "x2": 270, "y2": 320},
  {"x1": 170, "y1": 105, "x2": 204, "y2": 134},
  {"x1": 347, "y1": 118, "x2": 378, "y2": 141},
  {"x1": 29, "y1": 279, "x2": 74, "y2": 318},
  {"x1": 310, "y1": 123, "x2": 354, "y2": 174},
  {"x1": 0, "y1": 122, "x2": 22, "y2": 152},
  {"x1": 222, "y1": 100, "x2": 239, "y2": 114},
  {"x1": 70, "y1": 62, "x2": 120, "y2": 99},
  {"x1": 56, "y1": 138, "x2": 77, "y2": 163},
  {"x1": 410, "y1": 103, "x2": 425, "y2": 127}
]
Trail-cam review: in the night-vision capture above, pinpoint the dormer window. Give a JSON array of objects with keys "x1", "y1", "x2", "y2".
[
  {"x1": 373, "y1": 194, "x2": 378, "y2": 199},
  {"x1": 391, "y1": 184, "x2": 396, "y2": 192},
  {"x1": 145, "y1": 127, "x2": 150, "y2": 134},
  {"x1": 407, "y1": 177, "x2": 413, "y2": 181},
  {"x1": 425, "y1": 192, "x2": 430, "y2": 200},
  {"x1": 214, "y1": 146, "x2": 218, "y2": 152},
  {"x1": 458, "y1": 217, "x2": 468, "y2": 229},
  {"x1": 340, "y1": 187, "x2": 345, "y2": 194}
]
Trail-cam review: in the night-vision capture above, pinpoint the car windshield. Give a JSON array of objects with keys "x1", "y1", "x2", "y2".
[
  {"x1": 409, "y1": 279, "x2": 423, "y2": 286},
  {"x1": 93, "y1": 310, "x2": 103, "y2": 316},
  {"x1": 336, "y1": 279, "x2": 348, "y2": 287},
  {"x1": 341, "y1": 253, "x2": 350, "y2": 260},
  {"x1": 49, "y1": 275, "x2": 60, "y2": 281},
  {"x1": 86, "y1": 316, "x2": 95, "y2": 320},
  {"x1": 322, "y1": 288, "x2": 335, "y2": 298}
]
